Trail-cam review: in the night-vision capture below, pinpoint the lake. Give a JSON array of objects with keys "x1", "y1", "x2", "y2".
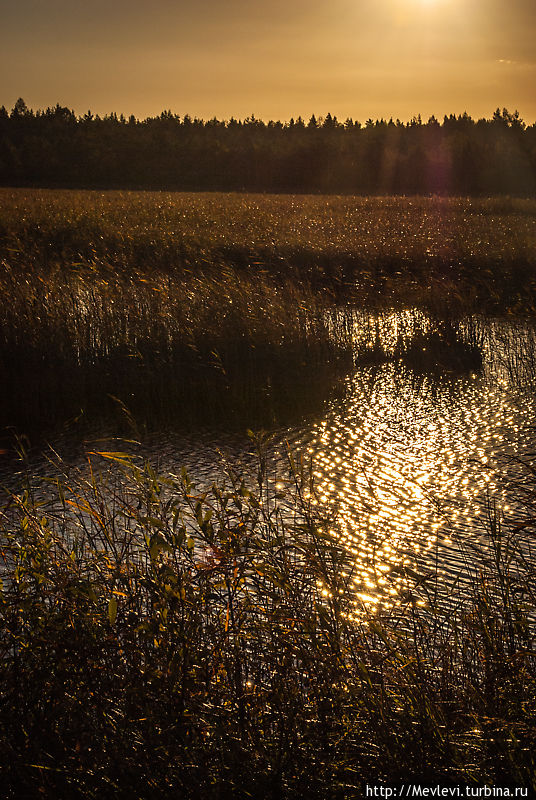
[{"x1": 9, "y1": 309, "x2": 532, "y2": 613}]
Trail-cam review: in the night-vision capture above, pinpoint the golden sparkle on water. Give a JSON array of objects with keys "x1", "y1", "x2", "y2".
[{"x1": 300, "y1": 311, "x2": 535, "y2": 615}]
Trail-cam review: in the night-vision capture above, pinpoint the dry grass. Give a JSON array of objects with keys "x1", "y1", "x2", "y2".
[{"x1": 1, "y1": 190, "x2": 535, "y2": 272}]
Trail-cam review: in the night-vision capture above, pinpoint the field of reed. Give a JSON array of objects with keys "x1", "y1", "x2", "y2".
[
  {"x1": 1, "y1": 190, "x2": 535, "y2": 308},
  {"x1": 0, "y1": 446, "x2": 535, "y2": 797},
  {"x1": 1, "y1": 190, "x2": 535, "y2": 276},
  {"x1": 0, "y1": 256, "x2": 354, "y2": 438},
  {"x1": 1, "y1": 189, "x2": 535, "y2": 439}
]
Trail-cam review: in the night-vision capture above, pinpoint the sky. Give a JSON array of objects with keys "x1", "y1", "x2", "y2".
[{"x1": 1, "y1": 0, "x2": 535, "y2": 123}]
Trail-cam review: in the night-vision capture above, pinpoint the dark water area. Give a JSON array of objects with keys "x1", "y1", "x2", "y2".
[{"x1": 3, "y1": 310, "x2": 536, "y2": 611}]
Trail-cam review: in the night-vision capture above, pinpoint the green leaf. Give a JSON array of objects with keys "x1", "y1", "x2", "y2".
[{"x1": 108, "y1": 596, "x2": 118, "y2": 624}]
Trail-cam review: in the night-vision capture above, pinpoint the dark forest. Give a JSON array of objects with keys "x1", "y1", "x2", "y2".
[{"x1": 1, "y1": 99, "x2": 535, "y2": 195}]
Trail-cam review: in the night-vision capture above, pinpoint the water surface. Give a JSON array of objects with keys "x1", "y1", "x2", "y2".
[
  {"x1": 5, "y1": 312, "x2": 536, "y2": 611},
  {"x1": 124, "y1": 312, "x2": 536, "y2": 612}
]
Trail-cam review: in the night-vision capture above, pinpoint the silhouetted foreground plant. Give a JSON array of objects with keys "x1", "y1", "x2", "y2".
[{"x1": 1, "y1": 446, "x2": 535, "y2": 798}]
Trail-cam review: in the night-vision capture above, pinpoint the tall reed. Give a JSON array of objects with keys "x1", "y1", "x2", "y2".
[
  {"x1": 0, "y1": 260, "x2": 353, "y2": 437},
  {"x1": 1, "y1": 445, "x2": 534, "y2": 797},
  {"x1": 3, "y1": 189, "x2": 532, "y2": 437}
]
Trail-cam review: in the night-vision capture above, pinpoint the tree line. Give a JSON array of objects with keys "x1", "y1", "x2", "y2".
[{"x1": 1, "y1": 99, "x2": 535, "y2": 195}]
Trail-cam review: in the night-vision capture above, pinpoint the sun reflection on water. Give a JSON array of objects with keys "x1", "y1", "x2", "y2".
[
  {"x1": 131, "y1": 311, "x2": 536, "y2": 617},
  {"x1": 293, "y1": 315, "x2": 536, "y2": 613}
]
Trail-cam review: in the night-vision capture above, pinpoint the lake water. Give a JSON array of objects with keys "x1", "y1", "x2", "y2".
[
  {"x1": 107, "y1": 311, "x2": 535, "y2": 613},
  {"x1": 4, "y1": 311, "x2": 536, "y2": 612}
]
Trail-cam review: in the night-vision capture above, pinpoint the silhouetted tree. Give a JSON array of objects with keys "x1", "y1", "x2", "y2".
[{"x1": 0, "y1": 100, "x2": 534, "y2": 195}]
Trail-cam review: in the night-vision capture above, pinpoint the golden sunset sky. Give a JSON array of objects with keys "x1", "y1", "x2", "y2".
[{"x1": 2, "y1": 0, "x2": 535, "y2": 122}]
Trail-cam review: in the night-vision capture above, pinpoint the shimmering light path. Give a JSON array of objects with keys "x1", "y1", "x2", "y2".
[
  {"x1": 285, "y1": 359, "x2": 535, "y2": 610},
  {"x1": 128, "y1": 314, "x2": 536, "y2": 611},
  {"x1": 139, "y1": 315, "x2": 536, "y2": 612}
]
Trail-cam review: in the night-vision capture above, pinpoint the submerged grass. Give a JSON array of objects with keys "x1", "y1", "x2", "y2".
[{"x1": 0, "y1": 445, "x2": 535, "y2": 797}]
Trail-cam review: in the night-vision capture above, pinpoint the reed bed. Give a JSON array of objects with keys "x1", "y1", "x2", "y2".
[
  {"x1": 0, "y1": 446, "x2": 535, "y2": 797},
  {"x1": 0, "y1": 188, "x2": 533, "y2": 437},
  {"x1": 1, "y1": 189, "x2": 536, "y2": 308},
  {"x1": 1, "y1": 187, "x2": 535, "y2": 798},
  {"x1": 0, "y1": 259, "x2": 353, "y2": 437}
]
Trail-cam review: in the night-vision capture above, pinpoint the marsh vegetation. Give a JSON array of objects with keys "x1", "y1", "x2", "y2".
[
  {"x1": 1, "y1": 189, "x2": 536, "y2": 796},
  {"x1": 1, "y1": 447, "x2": 535, "y2": 797},
  {"x1": 1, "y1": 189, "x2": 535, "y2": 437}
]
